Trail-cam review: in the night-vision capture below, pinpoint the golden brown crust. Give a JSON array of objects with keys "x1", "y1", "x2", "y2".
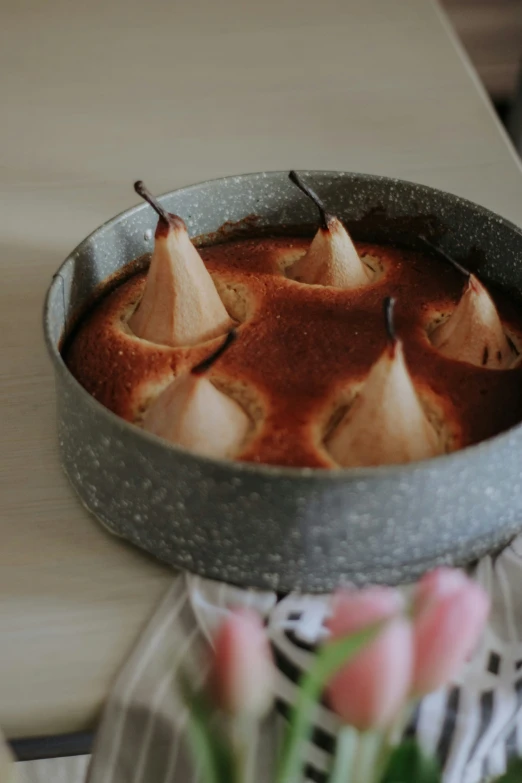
[{"x1": 64, "y1": 236, "x2": 522, "y2": 468}]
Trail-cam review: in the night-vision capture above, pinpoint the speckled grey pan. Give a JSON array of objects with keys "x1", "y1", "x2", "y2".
[{"x1": 43, "y1": 171, "x2": 522, "y2": 592}]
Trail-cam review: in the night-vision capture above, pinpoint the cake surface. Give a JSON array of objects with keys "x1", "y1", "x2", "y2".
[{"x1": 64, "y1": 234, "x2": 522, "y2": 469}]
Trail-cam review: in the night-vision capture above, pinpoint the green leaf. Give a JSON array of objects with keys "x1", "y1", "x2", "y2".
[
  {"x1": 380, "y1": 740, "x2": 441, "y2": 783},
  {"x1": 493, "y1": 757, "x2": 522, "y2": 782},
  {"x1": 178, "y1": 671, "x2": 236, "y2": 783},
  {"x1": 276, "y1": 623, "x2": 383, "y2": 783}
]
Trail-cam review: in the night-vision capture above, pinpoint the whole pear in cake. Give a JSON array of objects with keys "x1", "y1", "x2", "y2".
[
  {"x1": 142, "y1": 331, "x2": 250, "y2": 459},
  {"x1": 286, "y1": 171, "x2": 372, "y2": 289},
  {"x1": 327, "y1": 298, "x2": 441, "y2": 467},
  {"x1": 422, "y1": 238, "x2": 514, "y2": 368},
  {"x1": 129, "y1": 181, "x2": 233, "y2": 347}
]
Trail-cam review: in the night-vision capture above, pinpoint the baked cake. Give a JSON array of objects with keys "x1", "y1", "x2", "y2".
[{"x1": 64, "y1": 173, "x2": 522, "y2": 469}]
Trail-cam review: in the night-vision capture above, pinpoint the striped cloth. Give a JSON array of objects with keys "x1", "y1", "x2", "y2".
[{"x1": 87, "y1": 535, "x2": 522, "y2": 783}]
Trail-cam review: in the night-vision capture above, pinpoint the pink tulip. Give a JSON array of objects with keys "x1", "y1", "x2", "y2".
[
  {"x1": 412, "y1": 568, "x2": 490, "y2": 696},
  {"x1": 211, "y1": 608, "x2": 274, "y2": 718},
  {"x1": 325, "y1": 587, "x2": 413, "y2": 731}
]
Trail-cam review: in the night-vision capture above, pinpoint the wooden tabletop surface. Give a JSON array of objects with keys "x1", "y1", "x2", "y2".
[{"x1": 1, "y1": 0, "x2": 522, "y2": 739}]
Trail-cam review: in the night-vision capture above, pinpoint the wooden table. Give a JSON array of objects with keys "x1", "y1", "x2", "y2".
[{"x1": 1, "y1": 0, "x2": 522, "y2": 741}]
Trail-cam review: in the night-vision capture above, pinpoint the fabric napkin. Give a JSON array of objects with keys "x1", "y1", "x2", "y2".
[{"x1": 86, "y1": 535, "x2": 522, "y2": 783}]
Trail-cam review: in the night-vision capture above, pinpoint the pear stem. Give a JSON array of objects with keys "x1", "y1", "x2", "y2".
[
  {"x1": 419, "y1": 236, "x2": 470, "y2": 278},
  {"x1": 134, "y1": 180, "x2": 172, "y2": 226},
  {"x1": 383, "y1": 297, "x2": 397, "y2": 345},
  {"x1": 288, "y1": 170, "x2": 332, "y2": 231},
  {"x1": 191, "y1": 330, "x2": 237, "y2": 376}
]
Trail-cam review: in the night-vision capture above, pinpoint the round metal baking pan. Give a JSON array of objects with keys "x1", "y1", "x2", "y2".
[{"x1": 44, "y1": 171, "x2": 522, "y2": 591}]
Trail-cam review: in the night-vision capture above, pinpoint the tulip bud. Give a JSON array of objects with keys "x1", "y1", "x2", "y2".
[
  {"x1": 325, "y1": 587, "x2": 413, "y2": 731},
  {"x1": 412, "y1": 568, "x2": 490, "y2": 696},
  {"x1": 211, "y1": 608, "x2": 274, "y2": 719}
]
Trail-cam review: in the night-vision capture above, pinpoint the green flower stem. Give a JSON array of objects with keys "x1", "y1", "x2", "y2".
[
  {"x1": 369, "y1": 702, "x2": 417, "y2": 782},
  {"x1": 178, "y1": 671, "x2": 235, "y2": 783},
  {"x1": 231, "y1": 715, "x2": 258, "y2": 783},
  {"x1": 276, "y1": 624, "x2": 383, "y2": 783},
  {"x1": 388, "y1": 702, "x2": 416, "y2": 746},
  {"x1": 353, "y1": 731, "x2": 382, "y2": 783},
  {"x1": 373, "y1": 732, "x2": 396, "y2": 783},
  {"x1": 328, "y1": 725, "x2": 358, "y2": 783}
]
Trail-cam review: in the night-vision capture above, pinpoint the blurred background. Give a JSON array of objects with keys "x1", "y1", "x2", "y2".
[{"x1": 442, "y1": 0, "x2": 522, "y2": 149}]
